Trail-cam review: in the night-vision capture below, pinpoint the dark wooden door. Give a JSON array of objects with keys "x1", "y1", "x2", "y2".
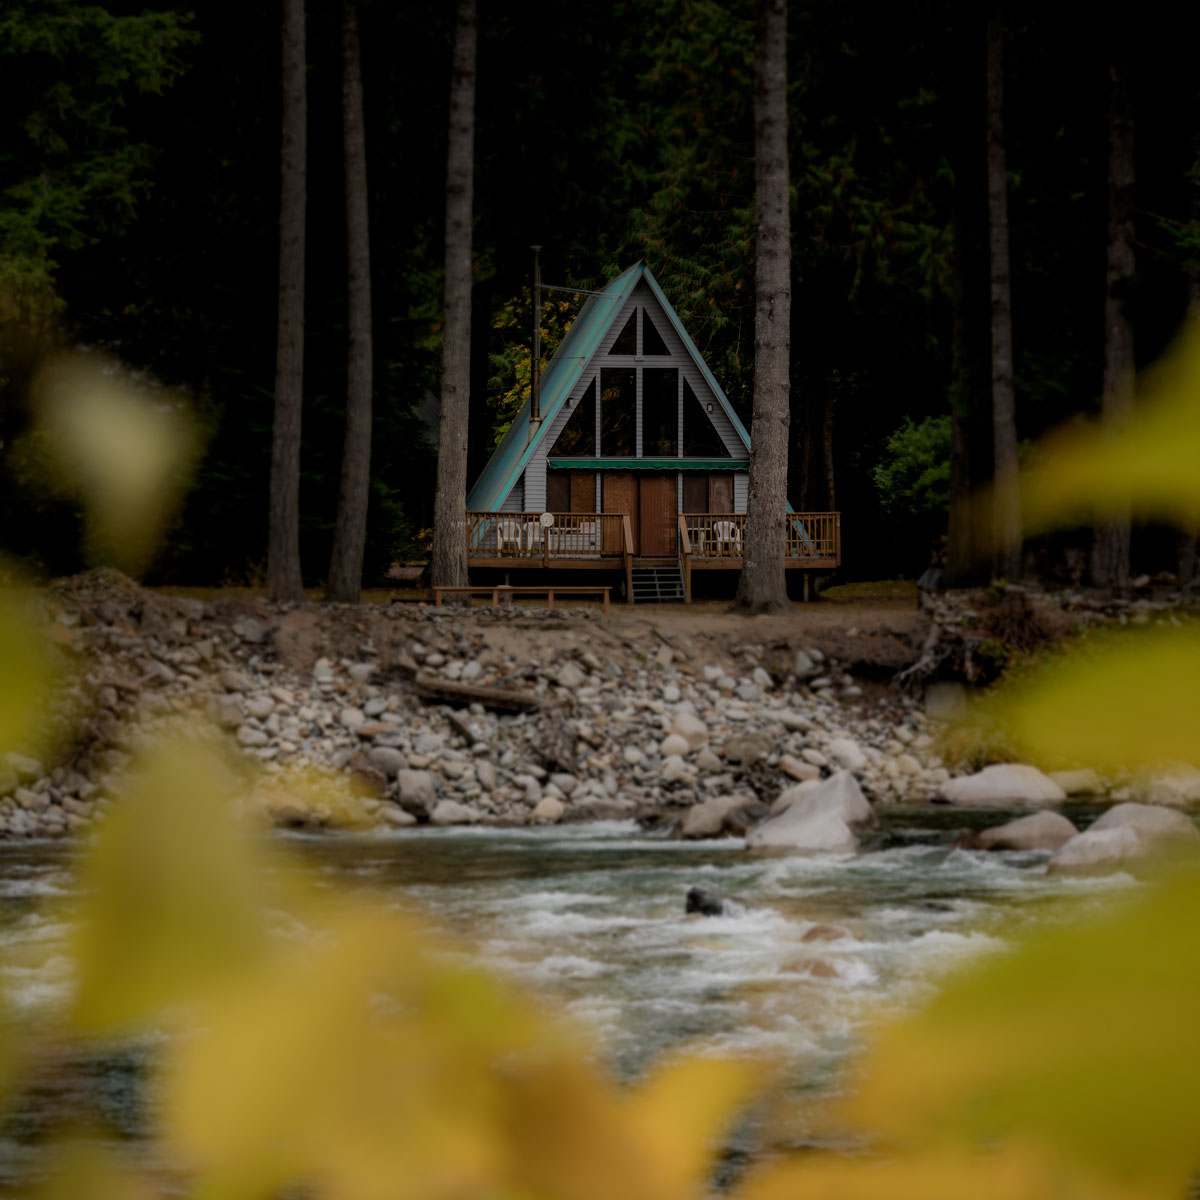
[
  {"x1": 570, "y1": 471, "x2": 596, "y2": 513},
  {"x1": 682, "y1": 474, "x2": 708, "y2": 514},
  {"x1": 603, "y1": 472, "x2": 638, "y2": 553},
  {"x1": 639, "y1": 473, "x2": 677, "y2": 556},
  {"x1": 709, "y1": 472, "x2": 734, "y2": 514}
]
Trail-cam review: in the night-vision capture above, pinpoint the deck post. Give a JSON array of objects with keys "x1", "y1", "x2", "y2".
[
  {"x1": 803, "y1": 572, "x2": 809, "y2": 603},
  {"x1": 622, "y1": 514, "x2": 634, "y2": 604}
]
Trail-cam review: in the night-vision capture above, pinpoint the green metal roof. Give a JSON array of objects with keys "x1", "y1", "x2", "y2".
[
  {"x1": 466, "y1": 263, "x2": 752, "y2": 511},
  {"x1": 548, "y1": 457, "x2": 749, "y2": 471}
]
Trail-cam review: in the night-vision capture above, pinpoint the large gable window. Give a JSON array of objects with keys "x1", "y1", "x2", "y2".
[
  {"x1": 642, "y1": 368, "x2": 678, "y2": 456},
  {"x1": 609, "y1": 311, "x2": 638, "y2": 355},
  {"x1": 550, "y1": 378, "x2": 596, "y2": 455},
  {"x1": 683, "y1": 379, "x2": 731, "y2": 457},
  {"x1": 642, "y1": 311, "x2": 670, "y2": 355},
  {"x1": 600, "y1": 368, "x2": 636, "y2": 455}
]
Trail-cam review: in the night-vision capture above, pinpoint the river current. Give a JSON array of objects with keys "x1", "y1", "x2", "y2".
[{"x1": 0, "y1": 807, "x2": 1132, "y2": 1183}]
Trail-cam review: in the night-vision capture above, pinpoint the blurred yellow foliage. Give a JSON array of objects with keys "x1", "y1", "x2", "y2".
[
  {"x1": 29, "y1": 354, "x2": 201, "y2": 576},
  {"x1": 0, "y1": 591, "x2": 50, "y2": 758}
]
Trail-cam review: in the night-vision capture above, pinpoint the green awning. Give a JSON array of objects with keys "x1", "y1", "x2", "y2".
[{"x1": 547, "y1": 457, "x2": 749, "y2": 471}]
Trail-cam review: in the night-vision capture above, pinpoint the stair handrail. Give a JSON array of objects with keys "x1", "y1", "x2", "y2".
[{"x1": 677, "y1": 514, "x2": 691, "y2": 603}]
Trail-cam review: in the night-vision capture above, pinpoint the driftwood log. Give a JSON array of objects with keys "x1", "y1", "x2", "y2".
[{"x1": 411, "y1": 673, "x2": 540, "y2": 713}]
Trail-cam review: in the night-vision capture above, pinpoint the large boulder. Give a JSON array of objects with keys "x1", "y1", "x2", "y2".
[
  {"x1": 977, "y1": 810, "x2": 1078, "y2": 852},
  {"x1": 746, "y1": 770, "x2": 875, "y2": 853},
  {"x1": 937, "y1": 764, "x2": 1066, "y2": 808},
  {"x1": 395, "y1": 769, "x2": 437, "y2": 820},
  {"x1": 1130, "y1": 763, "x2": 1200, "y2": 808},
  {"x1": 1048, "y1": 804, "x2": 1199, "y2": 875},
  {"x1": 429, "y1": 799, "x2": 480, "y2": 826},
  {"x1": 680, "y1": 794, "x2": 765, "y2": 839}
]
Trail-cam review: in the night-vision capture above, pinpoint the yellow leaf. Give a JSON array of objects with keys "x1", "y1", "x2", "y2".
[
  {"x1": 31, "y1": 354, "x2": 202, "y2": 576},
  {"x1": 0, "y1": 589, "x2": 49, "y2": 755},
  {"x1": 70, "y1": 738, "x2": 267, "y2": 1033},
  {"x1": 836, "y1": 867, "x2": 1200, "y2": 1191},
  {"x1": 1021, "y1": 319, "x2": 1200, "y2": 532},
  {"x1": 981, "y1": 626, "x2": 1200, "y2": 772},
  {"x1": 738, "y1": 1141, "x2": 1158, "y2": 1200}
]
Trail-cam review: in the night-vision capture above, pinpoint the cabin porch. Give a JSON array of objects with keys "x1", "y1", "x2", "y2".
[{"x1": 465, "y1": 511, "x2": 841, "y2": 602}]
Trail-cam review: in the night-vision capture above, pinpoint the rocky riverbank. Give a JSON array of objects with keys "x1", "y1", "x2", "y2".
[{"x1": 2, "y1": 570, "x2": 1197, "y2": 868}]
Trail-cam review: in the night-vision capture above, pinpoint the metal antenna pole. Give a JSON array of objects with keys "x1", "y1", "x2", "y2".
[{"x1": 530, "y1": 245, "x2": 543, "y2": 427}]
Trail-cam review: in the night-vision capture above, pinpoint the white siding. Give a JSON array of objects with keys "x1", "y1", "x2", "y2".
[
  {"x1": 734, "y1": 474, "x2": 748, "y2": 513},
  {"x1": 501, "y1": 475, "x2": 525, "y2": 512}
]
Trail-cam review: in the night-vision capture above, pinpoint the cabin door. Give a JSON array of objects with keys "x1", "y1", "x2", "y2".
[
  {"x1": 570, "y1": 471, "x2": 596, "y2": 514},
  {"x1": 603, "y1": 472, "x2": 638, "y2": 553},
  {"x1": 639, "y1": 473, "x2": 678, "y2": 556},
  {"x1": 708, "y1": 473, "x2": 734, "y2": 514}
]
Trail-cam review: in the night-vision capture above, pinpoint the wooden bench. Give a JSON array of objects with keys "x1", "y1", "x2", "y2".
[{"x1": 433, "y1": 585, "x2": 611, "y2": 617}]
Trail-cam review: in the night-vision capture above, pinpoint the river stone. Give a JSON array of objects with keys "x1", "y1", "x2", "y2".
[
  {"x1": 476, "y1": 761, "x2": 497, "y2": 791},
  {"x1": 378, "y1": 805, "x2": 417, "y2": 828},
  {"x1": 694, "y1": 748, "x2": 722, "y2": 773},
  {"x1": 556, "y1": 662, "x2": 587, "y2": 690},
  {"x1": 1130, "y1": 763, "x2": 1200, "y2": 808},
  {"x1": 769, "y1": 778, "x2": 822, "y2": 817},
  {"x1": 685, "y1": 886, "x2": 725, "y2": 916},
  {"x1": 747, "y1": 770, "x2": 876, "y2": 853},
  {"x1": 4, "y1": 752, "x2": 44, "y2": 782},
  {"x1": 924, "y1": 681, "x2": 967, "y2": 721},
  {"x1": 367, "y1": 746, "x2": 406, "y2": 780},
  {"x1": 220, "y1": 667, "x2": 255, "y2": 693},
  {"x1": 14, "y1": 788, "x2": 47, "y2": 813},
  {"x1": 236, "y1": 724, "x2": 269, "y2": 748},
  {"x1": 430, "y1": 799, "x2": 479, "y2": 826},
  {"x1": 532, "y1": 795, "x2": 565, "y2": 823},
  {"x1": 723, "y1": 734, "x2": 772, "y2": 765},
  {"x1": 1047, "y1": 768, "x2": 1104, "y2": 796},
  {"x1": 549, "y1": 772, "x2": 578, "y2": 796},
  {"x1": 772, "y1": 709, "x2": 814, "y2": 733},
  {"x1": 680, "y1": 795, "x2": 761, "y2": 839},
  {"x1": 670, "y1": 712, "x2": 709, "y2": 751},
  {"x1": 1048, "y1": 827, "x2": 1154, "y2": 875},
  {"x1": 978, "y1": 810, "x2": 1078, "y2": 852},
  {"x1": 461, "y1": 660, "x2": 483, "y2": 683},
  {"x1": 1089, "y1": 802, "x2": 1200, "y2": 841},
  {"x1": 778, "y1": 755, "x2": 820, "y2": 782},
  {"x1": 339, "y1": 707, "x2": 366, "y2": 730},
  {"x1": 347, "y1": 662, "x2": 375, "y2": 684},
  {"x1": 801, "y1": 748, "x2": 827, "y2": 767},
  {"x1": 793, "y1": 650, "x2": 817, "y2": 678},
  {"x1": 395, "y1": 770, "x2": 437, "y2": 819},
  {"x1": 660, "y1": 734, "x2": 690, "y2": 758},
  {"x1": 827, "y1": 737, "x2": 867, "y2": 772},
  {"x1": 661, "y1": 755, "x2": 691, "y2": 782},
  {"x1": 937, "y1": 764, "x2": 1066, "y2": 807},
  {"x1": 244, "y1": 694, "x2": 275, "y2": 720},
  {"x1": 234, "y1": 617, "x2": 269, "y2": 644}
]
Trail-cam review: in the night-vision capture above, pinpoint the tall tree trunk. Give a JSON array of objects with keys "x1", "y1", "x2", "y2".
[
  {"x1": 326, "y1": 0, "x2": 373, "y2": 603},
  {"x1": 733, "y1": 0, "x2": 791, "y2": 614},
  {"x1": 430, "y1": 0, "x2": 476, "y2": 590},
  {"x1": 986, "y1": 13, "x2": 1021, "y2": 582},
  {"x1": 1178, "y1": 125, "x2": 1200, "y2": 585},
  {"x1": 267, "y1": 0, "x2": 307, "y2": 603},
  {"x1": 1091, "y1": 38, "x2": 1135, "y2": 588},
  {"x1": 945, "y1": 210, "x2": 977, "y2": 586}
]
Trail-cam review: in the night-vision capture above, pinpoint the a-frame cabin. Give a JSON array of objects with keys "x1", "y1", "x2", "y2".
[{"x1": 465, "y1": 263, "x2": 839, "y2": 601}]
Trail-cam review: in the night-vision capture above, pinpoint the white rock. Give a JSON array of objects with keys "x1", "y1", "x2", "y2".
[
  {"x1": 777, "y1": 754, "x2": 820, "y2": 782},
  {"x1": 896, "y1": 753, "x2": 923, "y2": 777},
  {"x1": 347, "y1": 662, "x2": 375, "y2": 684},
  {"x1": 396, "y1": 770, "x2": 437, "y2": 816},
  {"x1": 476, "y1": 761, "x2": 497, "y2": 791},
  {"x1": 430, "y1": 800, "x2": 479, "y2": 826},
  {"x1": 801, "y1": 748, "x2": 828, "y2": 767},
  {"x1": 1090, "y1": 802, "x2": 1200, "y2": 841},
  {"x1": 662, "y1": 684, "x2": 681, "y2": 703},
  {"x1": 379, "y1": 806, "x2": 417, "y2": 828},
  {"x1": 556, "y1": 662, "x2": 587, "y2": 689},
  {"x1": 660, "y1": 733, "x2": 690, "y2": 758},
  {"x1": 1047, "y1": 768, "x2": 1104, "y2": 796},
  {"x1": 768, "y1": 778, "x2": 822, "y2": 817},
  {"x1": 461, "y1": 660, "x2": 483, "y2": 683},
  {"x1": 793, "y1": 650, "x2": 817, "y2": 678},
  {"x1": 670, "y1": 712, "x2": 709, "y2": 751},
  {"x1": 937, "y1": 764, "x2": 1066, "y2": 807},
  {"x1": 978, "y1": 810, "x2": 1078, "y2": 852},
  {"x1": 661, "y1": 755, "x2": 692, "y2": 782},
  {"x1": 532, "y1": 796, "x2": 565, "y2": 823},
  {"x1": 245, "y1": 694, "x2": 275, "y2": 720},
  {"x1": 339, "y1": 707, "x2": 366, "y2": 730},
  {"x1": 549, "y1": 772, "x2": 578, "y2": 796},
  {"x1": 622, "y1": 745, "x2": 644, "y2": 765},
  {"x1": 694, "y1": 748, "x2": 722, "y2": 772},
  {"x1": 1131, "y1": 763, "x2": 1200, "y2": 807},
  {"x1": 4, "y1": 752, "x2": 44, "y2": 781},
  {"x1": 236, "y1": 725, "x2": 269, "y2": 748},
  {"x1": 747, "y1": 770, "x2": 875, "y2": 852},
  {"x1": 681, "y1": 795, "x2": 753, "y2": 839},
  {"x1": 827, "y1": 737, "x2": 867, "y2": 772}
]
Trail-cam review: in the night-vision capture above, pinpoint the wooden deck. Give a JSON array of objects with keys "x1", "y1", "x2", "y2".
[{"x1": 466, "y1": 511, "x2": 840, "y2": 602}]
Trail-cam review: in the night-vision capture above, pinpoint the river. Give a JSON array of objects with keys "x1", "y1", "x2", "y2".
[{"x1": 0, "y1": 806, "x2": 1132, "y2": 1186}]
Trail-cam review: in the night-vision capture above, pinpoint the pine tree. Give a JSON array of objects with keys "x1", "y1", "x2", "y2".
[
  {"x1": 733, "y1": 0, "x2": 791, "y2": 614},
  {"x1": 325, "y1": 0, "x2": 373, "y2": 603}
]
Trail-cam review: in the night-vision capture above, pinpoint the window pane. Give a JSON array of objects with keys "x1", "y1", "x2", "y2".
[
  {"x1": 683, "y1": 379, "x2": 731, "y2": 457},
  {"x1": 642, "y1": 368, "x2": 678, "y2": 456},
  {"x1": 546, "y1": 470, "x2": 570, "y2": 512},
  {"x1": 550, "y1": 378, "x2": 596, "y2": 455},
  {"x1": 609, "y1": 311, "x2": 637, "y2": 355},
  {"x1": 642, "y1": 310, "x2": 670, "y2": 355},
  {"x1": 600, "y1": 368, "x2": 635, "y2": 456}
]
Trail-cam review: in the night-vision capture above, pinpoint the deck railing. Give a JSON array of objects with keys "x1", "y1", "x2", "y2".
[
  {"x1": 466, "y1": 512, "x2": 626, "y2": 560},
  {"x1": 468, "y1": 510, "x2": 840, "y2": 565},
  {"x1": 681, "y1": 512, "x2": 840, "y2": 561}
]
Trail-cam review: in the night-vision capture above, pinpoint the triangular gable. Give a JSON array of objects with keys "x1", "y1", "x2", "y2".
[{"x1": 466, "y1": 263, "x2": 750, "y2": 511}]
